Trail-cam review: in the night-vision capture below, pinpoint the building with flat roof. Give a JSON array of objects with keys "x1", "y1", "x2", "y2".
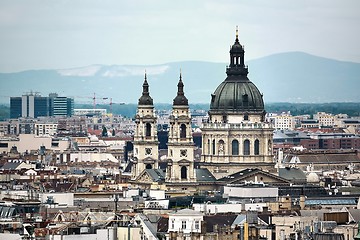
[
  {"x1": 10, "y1": 93, "x2": 49, "y2": 118},
  {"x1": 10, "y1": 93, "x2": 74, "y2": 119}
]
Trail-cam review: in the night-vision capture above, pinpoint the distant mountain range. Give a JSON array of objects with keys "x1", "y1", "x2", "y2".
[{"x1": 1, "y1": 52, "x2": 360, "y2": 104}]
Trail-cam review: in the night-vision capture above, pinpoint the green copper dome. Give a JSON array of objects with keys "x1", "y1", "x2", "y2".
[
  {"x1": 210, "y1": 76, "x2": 264, "y2": 112},
  {"x1": 210, "y1": 30, "x2": 264, "y2": 114}
]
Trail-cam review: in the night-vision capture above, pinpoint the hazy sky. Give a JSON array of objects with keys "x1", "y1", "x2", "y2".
[{"x1": 1, "y1": 0, "x2": 359, "y2": 72}]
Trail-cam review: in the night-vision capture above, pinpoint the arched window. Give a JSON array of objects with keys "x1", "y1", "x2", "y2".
[
  {"x1": 254, "y1": 139, "x2": 260, "y2": 155},
  {"x1": 232, "y1": 139, "x2": 239, "y2": 155},
  {"x1": 145, "y1": 123, "x2": 151, "y2": 137},
  {"x1": 181, "y1": 166, "x2": 187, "y2": 179},
  {"x1": 212, "y1": 139, "x2": 216, "y2": 155},
  {"x1": 244, "y1": 140, "x2": 250, "y2": 155},
  {"x1": 244, "y1": 114, "x2": 249, "y2": 121},
  {"x1": 180, "y1": 124, "x2": 186, "y2": 139},
  {"x1": 146, "y1": 164, "x2": 152, "y2": 169}
]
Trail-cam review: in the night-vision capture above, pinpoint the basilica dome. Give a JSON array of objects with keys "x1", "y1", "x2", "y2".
[
  {"x1": 209, "y1": 29, "x2": 264, "y2": 114},
  {"x1": 210, "y1": 76, "x2": 264, "y2": 113}
]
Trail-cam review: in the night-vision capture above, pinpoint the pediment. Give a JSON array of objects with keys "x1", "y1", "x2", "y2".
[
  {"x1": 143, "y1": 157, "x2": 156, "y2": 164},
  {"x1": 134, "y1": 170, "x2": 153, "y2": 183},
  {"x1": 178, "y1": 159, "x2": 191, "y2": 165},
  {"x1": 220, "y1": 168, "x2": 290, "y2": 185}
]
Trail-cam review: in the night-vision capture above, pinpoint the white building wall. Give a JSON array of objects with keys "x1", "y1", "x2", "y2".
[
  {"x1": 35, "y1": 123, "x2": 58, "y2": 136},
  {"x1": 274, "y1": 114, "x2": 295, "y2": 130},
  {"x1": 21, "y1": 95, "x2": 27, "y2": 118},
  {"x1": 51, "y1": 234, "x2": 97, "y2": 240},
  {"x1": 168, "y1": 215, "x2": 203, "y2": 234},
  {"x1": 0, "y1": 233, "x2": 22, "y2": 240},
  {"x1": 40, "y1": 193, "x2": 74, "y2": 206},
  {"x1": 223, "y1": 185, "x2": 278, "y2": 198},
  {"x1": 69, "y1": 152, "x2": 118, "y2": 163},
  {"x1": 314, "y1": 112, "x2": 335, "y2": 127},
  {"x1": 149, "y1": 189, "x2": 165, "y2": 200},
  {"x1": 244, "y1": 202, "x2": 268, "y2": 211},
  {"x1": 28, "y1": 95, "x2": 34, "y2": 118},
  {"x1": 193, "y1": 203, "x2": 243, "y2": 214}
]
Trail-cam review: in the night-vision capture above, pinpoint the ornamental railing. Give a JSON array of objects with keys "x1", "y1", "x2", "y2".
[{"x1": 201, "y1": 122, "x2": 272, "y2": 129}]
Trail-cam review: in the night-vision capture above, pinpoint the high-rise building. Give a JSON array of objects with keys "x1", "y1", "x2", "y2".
[
  {"x1": 10, "y1": 97, "x2": 22, "y2": 119},
  {"x1": 52, "y1": 97, "x2": 74, "y2": 116},
  {"x1": 10, "y1": 93, "x2": 49, "y2": 118},
  {"x1": 10, "y1": 93, "x2": 74, "y2": 119}
]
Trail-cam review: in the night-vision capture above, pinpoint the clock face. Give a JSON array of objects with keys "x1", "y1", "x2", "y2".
[
  {"x1": 145, "y1": 148, "x2": 152, "y2": 155},
  {"x1": 180, "y1": 149, "x2": 187, "y2": 157}
]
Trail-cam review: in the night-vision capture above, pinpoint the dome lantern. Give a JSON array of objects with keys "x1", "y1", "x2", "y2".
[{"x1": 209, "y1": 28, "x2": 265, "y2": 117}]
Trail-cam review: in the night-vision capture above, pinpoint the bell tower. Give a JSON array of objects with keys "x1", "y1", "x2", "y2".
[
  {"x1": 132, "y1": 72, "x2": 159, "y2": 179},
  {"x1": 166, "y1": 73, "x2": 195, "y2": 182}
]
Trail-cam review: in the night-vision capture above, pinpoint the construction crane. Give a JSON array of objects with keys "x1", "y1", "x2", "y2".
[{"x1": 75, "y1": 93, "x2": 125, "y2": 113}]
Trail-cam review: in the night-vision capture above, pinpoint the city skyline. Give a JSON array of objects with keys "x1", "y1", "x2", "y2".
[{"x1": 1, "y1": 0, "x2": 360, "y2": 72}]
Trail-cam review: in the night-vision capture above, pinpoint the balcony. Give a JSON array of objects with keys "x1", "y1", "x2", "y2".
[{"x1": 201, "y1": 122, "x2": 272, "y2": 130}]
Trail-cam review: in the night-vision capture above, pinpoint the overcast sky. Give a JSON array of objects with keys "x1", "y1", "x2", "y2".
[{"x1": 1, "y1": 0, "x2": 359, "y2": 72}]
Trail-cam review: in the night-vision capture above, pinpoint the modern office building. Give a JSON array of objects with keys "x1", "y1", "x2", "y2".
[
  {"x1": 10, "y1": 93, "x2": 74, "y2": 119},
  {"x1": 10, "y1": 93, "x2": 49, "y2": 118},
  {"x1": 51, "y1": 96, "x2": 74, "y2": 117},
  {"x1": 10, "y1": 97, "x2": 22, "y2": 119}
]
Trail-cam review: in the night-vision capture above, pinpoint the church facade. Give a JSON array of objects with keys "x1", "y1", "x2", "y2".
[
  {"x1": 130, "y1": 30, "x2": 274, "y2": 190},
  {"x1": 199, "y1": 29, "x2": 274, "y2": 178}
]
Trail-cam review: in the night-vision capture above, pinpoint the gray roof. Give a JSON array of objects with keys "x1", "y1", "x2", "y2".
[
  {"x1": 232, "y1": 214, "x2": 247, "y2": 226},
  {"x1": 278, "y1": 167, "x2": 307, "y2": 184},
  {"x1": 306, "y1": 198, "x2": 357, "y2": 206},
  {"x1": 284, "y1": 153, "x2": 360, "y2": 164},
  {"x1": 195, "y1": 168, "x2": 216, "y2": 182},
  {"x1": 273, "y1": 130, "x2": 310, "y2": 140},
  {"x1": 138, "y1": 214, "x2": 157, "y2": 238},
  {"x1": 300, "y1": 209, "x2": 329, "y2": 221},
  {"x1": 217, "y1": 168, "x2": 290, "y2": 185},
  {"x1": 0, "y1": 162, "x2": 22, "y2": 170},
  {"x1": 145, "y1": 169, "x2": 165, "y2": 182},
  {"x1": 347, "y1": 208, "x2": 360, "y2": 222}
]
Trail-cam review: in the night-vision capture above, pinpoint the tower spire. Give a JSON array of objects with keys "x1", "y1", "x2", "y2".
[
  {"x1": 236, "y1": 25, "x2": 239, "y2": 42},
  {"x1": 173, "y1": 70, "x2": 188, "y2": 106},
  {"x1": 138, "y1": 70, "x2": 153, "y2": 105},
  {"x1": 143, "y1": 70, "x2": 149, "y2": 94},
  {"x1": 177, "y1": 71, "x2": 184, "y2": 96}
]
